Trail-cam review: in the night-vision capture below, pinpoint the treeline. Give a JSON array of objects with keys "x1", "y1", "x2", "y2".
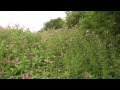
[
  {"x1": 40, "y1": 11, "x2": 120, "y2": 52},
  {"x1": 40, "y1": 11, "x2": 85, "y2": 30},
  {"x1": 41, "y1": 11, "x2": 120, "y2": 35}
]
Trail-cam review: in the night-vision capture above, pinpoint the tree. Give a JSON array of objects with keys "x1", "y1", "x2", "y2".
[
  {"x1": 80, "y1": 11, "x2": 120, "y2": 36},
  {"x1": 43, "y1": 17, "x2": 65, "y2": 30},
  {"x1": 79, "y1": 11, "x2": 120, "y2": 55},
  {"x1": 65, "y1": 11, "x2": 85, "y2": 28}
]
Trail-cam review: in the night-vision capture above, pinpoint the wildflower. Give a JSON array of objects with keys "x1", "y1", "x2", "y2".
[
  {"x1": 22, "y1": 75, "x2": 25, "y2": 79},
  {"x1": 6, "y1": 58, "x2": 13, "y2": 64},
  {"x1": 46, "y1": 69, "x2": 48, "y2": 71},
  {"x1": 83, "y1": 72, "x2": 90, "y2": 78},
  {"x1": 0, "y1": 71, "x2": 3, "y2": 75},
  {"x1": 21, "y1": 44, "x2": 25, "y2": 48},
  {"x1": 10, "y1": 60, "x2": 14, "y2": 64},
  {"x1": 15, "y1": 58, "x2": 19, "y2": 64},
  {"x1": 25, "y1": 73, "x2": 29, "y2": 78},
  {"x1": 65, "y1": 27, "x2": 68, "y2": 30},
  {"x1": 106, "y1": 44, "x2": 113, "y2": 49},
  {"x1": 30, "y1": 71, "x2": 33, "y2": 75},
  {"x1": 24, "y1": 38, "x2": 28, "y2": 42},
  {"x1": 44, "y1": 58, "x2": 49, "y2": 63},
  {"x1": 14, "y1": 24, "x2": 20, "y2": 29},
  {"x1": 86, "y1": 30, "x2": 89, "y2": 33},
  {"x1": 28, "y1": 52, "x2": 34, "y2": 59},
  {"x1": 6, "y1": 25, "x2": 11, "y2": 31},
  {"x1": 58, "y1": 69, "x2": 60, "y2": 72}
]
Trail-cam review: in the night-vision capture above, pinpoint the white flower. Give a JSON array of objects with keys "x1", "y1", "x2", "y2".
[
  {"x1": 86, "y1": 30, "x2": 89, "y2": 33},
  {"x1": 58, "y1": 69, "x2": 60, "y2": 72}
]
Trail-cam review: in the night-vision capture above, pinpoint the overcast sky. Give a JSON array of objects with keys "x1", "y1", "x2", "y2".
[{"x1": 0, "y1": 11, "x2": 66, "y2": 32}]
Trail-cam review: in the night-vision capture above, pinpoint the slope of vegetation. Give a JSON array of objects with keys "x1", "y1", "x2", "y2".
[{"x1": 0, "y1": 11, "x2": 120, "y2": 79}]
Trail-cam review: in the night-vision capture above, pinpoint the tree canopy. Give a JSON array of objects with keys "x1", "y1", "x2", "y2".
[{"x1": 43, "y1": 17, "x2": 64, "y2": 30}]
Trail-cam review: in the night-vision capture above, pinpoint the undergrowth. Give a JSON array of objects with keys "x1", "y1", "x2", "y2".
[{"x1": 0, "y1": 26, "x2": 119, "y2": 79}]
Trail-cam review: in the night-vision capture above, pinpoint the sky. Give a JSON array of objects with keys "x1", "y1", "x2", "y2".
[{"x1": 0, "y1": 11, "x2": 66, "y2": 32}]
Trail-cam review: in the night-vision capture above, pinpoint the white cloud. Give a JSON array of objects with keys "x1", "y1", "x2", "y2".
[{"x1": 0, "y1": 11, "x2": 66, "y2": 32}]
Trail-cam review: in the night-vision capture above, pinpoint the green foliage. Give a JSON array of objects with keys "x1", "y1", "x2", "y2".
[
  {"x1": 79, "y1": 11, "x2": 120, "y2": 57},
  {"x1": 65, "y1": 11, "x2": 85, "y2": 28},
  {"x1": 79, "y1": 11, "x2": 120, "y2": 36},
  {"x1": 43, "y1": 17, "x2": 65, "y2": 30},
  {"x1": 0, "y1": 11, "x2": 120, "y2": 79}
]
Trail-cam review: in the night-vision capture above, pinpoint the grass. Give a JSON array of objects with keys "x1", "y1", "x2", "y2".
[{"x1": 0, "y1": 26, "x2": 119, "y2": 79}]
